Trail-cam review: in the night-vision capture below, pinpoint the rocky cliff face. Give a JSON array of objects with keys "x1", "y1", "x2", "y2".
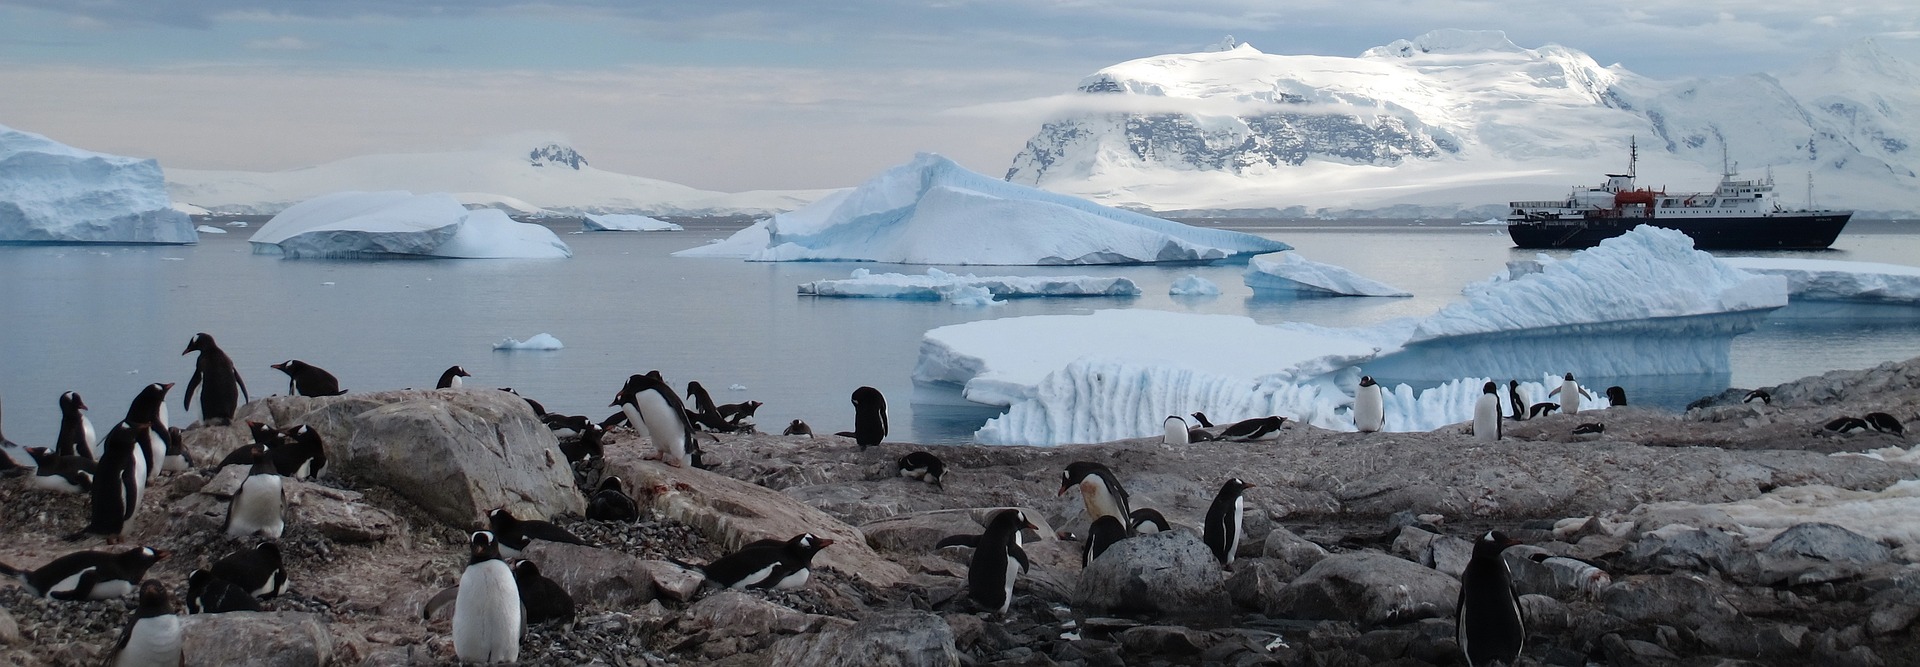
[{"x1": 527, "y1": 143, "x2": 587, "y2": 170}]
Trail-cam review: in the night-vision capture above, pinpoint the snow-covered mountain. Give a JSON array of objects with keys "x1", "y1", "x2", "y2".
[
  {"x1": 1006, "y1": 31, "x2": 1920, "y2": 218},
  {"x1": 166, "y1": 143, "x2": 833, "y2": 217}
]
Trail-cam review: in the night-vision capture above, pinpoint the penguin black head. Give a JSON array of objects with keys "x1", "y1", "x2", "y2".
[
  {"x1": 1190, "y1": 411, "x2": 1213, "y2": 428},
  {"x1": 791, "y1": 533, "x2": 835, "y2": 558},
  {"x1": 597, "y1": 476, "x2": 625, "y2": 494},
  {"x1": 1359, "y1": 376, "x2": 1376, "y2": 388},
  {"x1": 987, "y1": 509, "x2": 1040, "y2": 535},
  {"x1": 183, "y1": 332, "x2": 217, "y2": 355},
  {"x1": 1482, "y1": 381, "x2": 1498, "y2": 394},
  {"x1": 134, "y1": 579, "x2": 177, "y2": 614},
  {"x1": 121, "y1": 546, "x2": 170, "y2": 570},
  {"x1": 1605, "y1": 386, "x2": 1627, "y2": 406},
  {"x1": 1473, "y1": 530, "x2": 1522, "y2": 557},
  {"x1": 1220, "y1": 477, "x2": 1257, "y2": 496},
  {"x1": 486, "y1": 507, "x2": 519, "y2": 527},
  {"x1": 127, "y1": 383, "x2": 175, "y2": 421},
  {"x1": 510, "y1": 558, "x2": 543, "y2": 578},
  {"x1": 469, "y1": 530, "x2": 503, "y2": 562},
  {"x1": 60, "y1": 391, "x2": 88, "y2": 413}
]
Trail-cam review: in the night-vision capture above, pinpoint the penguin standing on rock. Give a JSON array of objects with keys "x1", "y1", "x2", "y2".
[
  {"x1": 224, "y1": 445, "x2": 285, "y2": 539},
  {"x1": 696, "y1": 533, "x2": 834, "y2": 591},
  {"x1": 510, "y1": 560, "x2": 575, "y2": 624},
  {"x1": 1202, "y1": 478, "x2": 1256, "y2": 566},
  {"x1": 1457, "y1": 531, "x2": 1527, "y2": 667},
  {"x1": 897, "y1": 451, "x2": 948, "y2": 489},
  {"x1": 1059, "y1": 461, "x2": 1132, "y2": 531},
  {"x1": 73, "y1": 421, "x2": 151, "y2": 539},
  {"x1": 453, "y1": 531, "x2": 522, "y2": 664},
  {"x1": 967, "y1": 509, "x2": 1035, "y2": 615},
  {"x1": 850, "y1": 386, "x2": 889, "y2": 449},
  {"x1": 123, "y1": 383, "x2": 175, "y2": 483},
  {"x1": 1474, "y1": 382, "x2": 1502, "y2": 442},
  {"x1": 271, "y1": 360, "x2": 346, "y2": 397},
  {"x1": 1507, "y1": 380, "x2": 1526, "y2": 422},
  {"x1": 610, "y1": 371, "x2": 701, "y2": 469},
  {"x1": 1082, "y1": 516, "x2": 1126, "y2": 567},
  {"x1": 183, "y1": 333, "x2": 249, "y2": 426},
  {"x1": 585, "y1": 477, "x2": 639, "y2": 522},
  {"x1": 1354, "y1": 376, "x2": 1385, "y2": 433},
  {"x1": 104, "y1": 580, "x2": 183, "y2": 667},
  {"x1": 0, "y1": 545, "x2": 167, "y2": 600},
  {"x1": 783, "y1": 419, "x2": 813, "y2": 438},
  {"x1": 437, "y1": 365, "x2": 470, "y2": 389},
  {"x1": 1548, "y1": 373, "x2": 1593, "y2": 415},
  {"x1": 486, "y1": 508, "x2": 593, "y2": 558},
  {"x1": 56, "y1": 391, "x2": 96, "y2": 462}
]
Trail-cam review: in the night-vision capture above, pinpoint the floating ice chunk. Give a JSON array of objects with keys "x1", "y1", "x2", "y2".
[
  {"x1": 196, "y1": 225, "x2": 227, "y2": 234},
  {"x1": 673, "y1": 218, "x2": 774, "y2": 258},
  {"x1": 433, "y1": 209, "x2": 572, "y2": 258},
  {"x1": 583, "y1": 213, "x2": 684, "y2": 232},
  {"x1": 799, "y1": 268, "x2": 1140, "y2": 300},
  {"x1": 945, "y1": 284, "x2": 1003, "y2": 307},
  {"x1": 0, "y1": 123, "x2": 196, "y2": 244},
  {"x1": 1721, "y1": 257, "x2": 1920, "y2": 305},
  {"x1": 728, "y1": 384, "x2": 747, "y2": 391},
  {"x1": 226, "y1": 221, "x2": 250, "y2": 228},
  {"x1": 1244, "y1": 252, "x2": 1410, "y2": 297},
  {"x1": 1168, "y1": 274, "x2": 1221, "y2": 296},
  {"x1": 493, "y1": 333, "x2": 564, "y2": 351},
  {"x1": 249, "y1": 191, "x2": 570, "y2": 259}
]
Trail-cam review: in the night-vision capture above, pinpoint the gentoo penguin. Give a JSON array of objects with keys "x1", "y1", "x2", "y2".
[
  {"x1": 1547, "y1": 373, "x2": 1592, "y2": 415},
  {"x1": 278, "y1": 424, "x2": 326, "y2": 479},
  {"x1": 585, "y1": 476, "x2": 640, "y2": 522},
  {"x1": 557, "y1": 423, "x2": 605, "y2": 464},
  {"x1": 104, "y1": 580, "x2": 183, "y2": 667},
  {"x1": 437, "y1": 365, "x2": 470, "y2": 389},
  {"x1": 1742, "y1": 389, "x2": 1773, "y2": 405},
  {"x1": 1354, "y1": 376, "x2": 1385, "y2": 433},
  {"x1": 0, "y1": 545, "x2": 167, "y2": 600},
  {"x1": 224, "y1": 445, "x2": 285, "y2": 539},
  {"x1": 935, "y1": 509, "x2": 1034, "y2": 551},
  {"x1": 209, "y1": 542, "x2": 288, "y2": 599},
  {"x1": 1190, "y1": 412, "x2": 1215, "y2": 428},
  {"x1": 1059, "y1": 461, "x2": 1132, "y2": 530},
  {"x1": 716, "y1": 400, "x2": 762, "y2": 424},
  {"x1": 610, "y1": 371, "x2": 701, "y2": 469},
  {"x1": 270, "y1": 360, "x2": 346, "y2": 396},
  {"x1": 1129, "y1": 508, "x2": 1172, "y2": 535},
  {"x1": 1571, "y1": 423, "x2": 1606, "y2": 441},
  {"x1": 184, "y1": 570, "x2": 261, "y2": 614},
  {"x1": 486, "y1": 507, "x2": 592, "y2": 558},
  {"x1": 25, "y1": 447, "x2": 93, "y2": 494},
  {"x1": 73, "y1": 421, "x2": 150, "y2": 539},
  {"x1": 1457, "y1": 531, "x2": 1527, "y2": 667},
  {"x1": 162, "y1": 426, "x2": 191, "y2": 472},
  {"x1": 897, "y1": 451, "x2": 948, "y2": 489},
  {"x1": 1163, "y1": 415, "x2": 1191, "y2": 445},
  {"x1": 123, "y1": 383, "x2": 175, "y2": 482},
  {"x1": 1202, "y1": 478, "x2": 1256, "y2": 566},
  {"x1": 683, "y1": 381, "x2": 736, "y2": 432},
  {"x1": 453, "y1": 531, "x2": 523, "y2": 664},
  {"x1": 56, "y1": 391, "x2": 97, "y2": 461},
  {"x1": 699, "y1": 533, "x2": 834, "y2": 590},
  {"x1": 967, "y1": 508, "x2": 1036, "y2": 615},
  {"x1": 1221, "y1": 416, "x2": 1286, "y2": 441},
  {"x1": 1082, "y1": 515, "x2": 1127, "y2": 567},
  {"x1": 783, "y1": 419, "x2": 813, "y2": 437},
  {"x1": 182, "y1": 333, "x2": 250, "y2": 426},
  {"x1": 509, "y1": 559, "x2": 576, "y2": 623},
  {"x1": 1605, "y1": 386, "x2": 1627, "y2": 407},
  {"x1": 1825, "y1": 416, "x2": 1872, "y2": 434},
  {"x1": 1864, "y1": 412, "x2": 1906, "y2": 437},
  {"x1": 543, "y1": 413, "x2": 592, "y2": 438},
  {"x1": 1507, "y1": 380, "x2": 1527, "y2": 422},
  {"x1": 1527, "y1": 403, "x2": 1561, "y2": 419},
  {"x1": 851, "y1": 386, "x2": 889, "y2": 449},
  {"x1": 1473, "y1": 382, "x2": 1502, "y2": 442}
]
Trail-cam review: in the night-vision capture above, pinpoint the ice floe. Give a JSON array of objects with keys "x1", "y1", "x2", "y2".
[
  {"x1": 1244, "y1": 252, "x2": 1411, "y2": 297},
  {"x1": 1722, "y1": 257, "x2": 1920, "y2": 306},
  {"x1": 493, "y1": 333, "x2": 565, "y2": 351},
  {"x1": 249, "y1": 191, "x2": 571, "y2": 259},
  {"x1": 583, "y1": 213, "x2": 683, "y2": 232},
  {"x1": 799, "y1": 268, "x2": 1140, "y2": 302}
]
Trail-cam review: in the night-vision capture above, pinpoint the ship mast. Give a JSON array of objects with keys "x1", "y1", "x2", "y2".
[{"x1": 1628, "y1": 136, "x2": 1637, "y2": 179}]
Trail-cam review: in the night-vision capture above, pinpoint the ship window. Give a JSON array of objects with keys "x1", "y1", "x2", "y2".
[{"x1": 1722, "y1": 199, "x2": 1737, "y2": 207}]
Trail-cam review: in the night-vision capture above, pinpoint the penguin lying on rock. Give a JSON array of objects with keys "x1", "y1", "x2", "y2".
[
  {"x1": 0, "y1": 545, "x2": 169, "y2": 600},
  {"x1": 680, "y1": 533, "x2": 834, "y2": 591}
]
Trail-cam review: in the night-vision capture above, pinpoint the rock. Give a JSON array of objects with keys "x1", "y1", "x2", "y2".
[
  {"x1": 1263, "y1": 525, "x2": 1329, "y2": 571},
  {"x1": 0, "y1": 609, "x2": 17, "y2": 645},
  {"x1": 1765, "y1": 522, "x2": 1893, "y2": 564},
  {"x1": 180, "y1": 611, "x2": 332, "y2": 667},
  {"x1": 234, "y1": 389, "x2": 582, "y2": 528},
  {"x1": 286, "y1": 481, "x2": 399, "y2": 543},
  {"x1": 1269, "y1": 551, "x2": 1459, "y2": 625},
  {"x1": 1116, "y1": 625, "x2": 1209, "y2": 656},
  {"x1": 1601, "y1": 574, "x2": 1752, "y2": 654},
  {"x1": 1626, "y1": 524, "x2": 1740, "y2": 574},
  {"x1": 1391, "y1": 526, "x2": 1471, "y2": 578},
  {"x1": 679, "y1": 592, "x2": 851, "y2": 659},
  {"x1": 766, "y1": 610, "x2": 960, "y2": 667},
  {"x1": 1869, "y1": 603, "x2": 1920, "y2": 635},
  {"x1": 1601, "y1": 633, "x2": 1682, "y2": 667},
  {"x1": 1224, "y1": 558, "x2": 1289, "y2": 611},
  {"x1": 864, "y1": 510, "x2": 982, "y2": 554},
  {"x1": 522, "y1": 541, "x2": 655, "y2": 608},
  {"x1": 637, "y1": 560, "x2": 704, "y2": 602},
  {"x1": 1073, "y1": 530, "x2": 1229, "y2": 618},
  {"x1": 1519, "y1": 594, "x2": 1570, "y2": 631}
]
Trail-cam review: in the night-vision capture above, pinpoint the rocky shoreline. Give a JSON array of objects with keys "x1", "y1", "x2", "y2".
[{"x1": 2, "y1": 358, "x2": 1918, "y2": 666}]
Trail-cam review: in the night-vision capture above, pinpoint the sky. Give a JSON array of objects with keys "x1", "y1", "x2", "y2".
[{"x1": 1, "y1": 1, "x2": 1917, "y2": 192}]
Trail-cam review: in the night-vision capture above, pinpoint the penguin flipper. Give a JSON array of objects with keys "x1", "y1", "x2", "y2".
[
  {"x1": 1011, "y1": 544, "x2": 1031, "y2": 574},
  {"x1": 184, "y1": 369, "x2": 203, "y2": 411},
  {"x1": 934, "y1": 534, "x2": 979, "y2": 550},
  {"x1": 235, "y1": 373, "x2": 250, "y2": 403}
]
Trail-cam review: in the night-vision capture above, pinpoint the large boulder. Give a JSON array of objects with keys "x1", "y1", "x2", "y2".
[
  {"x1": 766, "y1": 610, "x2": 961, "y2": 667},
  {"x1": 521, "y1": 541, "x2": 656, "y2": 608},
  {"x1": 1073, "y1": 530, "x2": 1229, "y2": 618},
  {"x1": 676, "y1": 592, "x2": 852, "y2": 660},
  {"x1": 1269, "y1": 551, "x2": 1459, "y2": 625},
  {"x1": 180, "y1": 611, "x2": 331, "y2": 667},
  {"x1": 235, "y1": 389, "x2": 582, "y2": 528}
]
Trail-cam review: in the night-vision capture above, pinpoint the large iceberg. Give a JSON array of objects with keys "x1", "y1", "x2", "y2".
[
  {"x1": 249, "y1": 191, "x2": 571, "y2": 259},
  {"x1": 1720, "y1": 257, "x2": 1920, "y2": 306},
  {"x1": 688, "y1": 153, "x2": 1289, "y2": 265},
  {"x1": 0, "y1": 124, "x2": 196, "y2": 244},
  {"x1": 799, "y1": 268, "x2": 1140, "y2": 301},
  {"x1": 1244, "y1": 252, "x2": 1411, "y2": 297},
  {"x1": 583, "y1": 213, "x2": 683, "y2": 232}
]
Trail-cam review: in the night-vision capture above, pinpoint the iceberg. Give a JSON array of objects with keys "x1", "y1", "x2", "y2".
[
  {"x1": 248, "y1": 191, "x2": 571, "y2": 259},
  {"x1": 583, "y1": 213, "x2": 683, "y2": 232},
  {"x1": 692, "y1": 153, "x2": 1289, "y2": 265},
  {"x1": 0, "y1": 124, "x2": 196, "y2": 244},
  {"x1": 673, "y1": 218, "x2": 774, "y2": 258},
  {"x1": 1244, "y1": 252, "x2": 1411, "y2": 297},
  {"x1": 1169, "y1": 274, "x2": 1221, "y2": 296},
  {"x1": 494, "y1": 333, "x2": 564, "y2": 351},
  {"x1": 1721, "y1": 257, "x2": 1920, "y2": 306},
  {"x1": 799, "y1": 268, "x2": 1141, "y2": 301},
  {"x1": 196, "y1": 225, "x2": 227, "y2": 234}
]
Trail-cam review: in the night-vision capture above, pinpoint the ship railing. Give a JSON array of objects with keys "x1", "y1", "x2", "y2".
[{"x1": 1508, "y1": 200, "x2": 1569, "y2": 208}]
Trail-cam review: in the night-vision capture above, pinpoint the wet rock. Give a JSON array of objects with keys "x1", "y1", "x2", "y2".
[
  {"x1": 522, "y1": 541, "x2": 655, "y2": 608},
  {"x1": 180, "y1": 611, "x2": 331, "y2": 667},
  {"x1": 766, "y1": 610, "x2": 959, "y2": 667},
  {"x1": 1601, "y1": 633, "x2": 1682, "y2": 667},
  {"x1": 1868, "y1": 603, "x2": 1920, "y2": 635},
  {"x1": 1519, "y1": 594, "x2": 1570, "y2": 631},
  {"x1": 1269, "y1": 551, "x2": 1458, "y2": 625},
  {"x1": 1073, "y1": 530, "x2": 1229, "y2": 618},
  {"x1": 1602, "y1": 574, "x2": 1751, "y2": 654}
]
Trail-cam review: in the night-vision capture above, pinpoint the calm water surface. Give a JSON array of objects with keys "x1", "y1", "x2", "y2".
[{"x1": 2, "y1": 220, "x2": 1916, "y2": 445}]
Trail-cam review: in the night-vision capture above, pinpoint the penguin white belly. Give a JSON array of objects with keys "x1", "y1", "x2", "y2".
[
  {"x1": 1079, "y1": 480, "x2": 1125, "y2": 523},
  {"x1": 227, "y1": 474, "x2": 285, "y2": 539},
  {"x1": 32, "y1": 472, "x2": 86, "y2": 494},
  {"x1": 999, "y1": 554, "x2": 1019, "y2": 614},
  {"x1": 770, "y1": 567, "x2": 810, "y2": 590},
  {"x1": 1561, "y1": 381, "x2": 1581, "y2": 414},
  {"x1": 129, "y1": 455, "x2": 149, "y2": 515},
  {"x1": 449, "y1": 376, "x2": 463, "y2": 389},
  {"x1": 1163, "y1": 418, "x2": 1189, "y2": 445},
  {"x1": 730, "y1": 563, "x2": 778, "y2": 590},
  {"x1": 1354, "y1": 386, "x2": 1384, "y2": 433},
  {"x1": 81, "y1": 416, "x2": 97, "y2": 459},
  {"x1": 453, "y1": 560, "x2": 522, "y2": 664},
  {"x1": 115, "y1": 614, "x2": 182, "y2": 667},
  {"x1": 142, "y1": 431, "x2": 165, "y2": 482},
  {"x1": 631, "y1": 393, "x2": 690, "y2": 467},
  {"x1": 1473, "y1": 396, "x2": 1501, "y2": 442},
  {"x1": 1225, "y1": 496, "x2": 1245, "y2": 565}
]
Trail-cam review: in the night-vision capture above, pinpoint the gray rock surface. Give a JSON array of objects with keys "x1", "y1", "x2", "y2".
[
  {"x1": 1269, "y1": 551, "x2": 1460, "y2": 624},
  {"x1": 1073, "y1": 530, "x2": 1229, "y2": 618},
  {"x1": 522, "y1": 541, "x2": 656, "y2": 608},
  {"x1": 766, "y1": 610, "x2": 960, "y2": 667},
  {"x1": 180, "y1": 611, "x2": 332, "y2": 667}
]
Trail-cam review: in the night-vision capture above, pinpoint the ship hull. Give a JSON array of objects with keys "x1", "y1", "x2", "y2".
[{"x1": 1507, "y1": 213, "x2": 1852, "y2": 250}]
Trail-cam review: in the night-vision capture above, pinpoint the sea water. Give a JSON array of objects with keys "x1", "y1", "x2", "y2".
[{"x1": 1, "y1": 219, "x2": 1916, "y2": 445}]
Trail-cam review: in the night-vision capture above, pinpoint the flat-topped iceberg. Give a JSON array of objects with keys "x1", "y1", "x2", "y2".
[
  {"x1": 0, "y1": 123, "x2": 196, "y2": 244},
  {"x1": 800, "y1": 268, "x2": 1140, "y2": 302},
  {"x1": 1245, "y1": 252, "x2": 1411, "y2": 297},
  {"x1": 583, "y1": 213, "x2": 683, "y2": 232},
  {"x1": 1721, "y1": 257, "x2": 1920, "y2": 306},
  {"x1": 249, "y1": 191, "x2": 571, "y2": 259},
  {"x1": 695, "y1": 153, "x2": 1289, "y2": 265}
]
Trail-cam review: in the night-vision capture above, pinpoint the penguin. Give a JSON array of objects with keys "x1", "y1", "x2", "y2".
[
  {"x1": 610, "y1": 371, "x2": 701, "y2": 469},
  {"x1": 498, "y1": 388, "x2": 547, "y2": 417},
  {"x1": 1864, "y1": 412, "x2": 1905, "y2": 437},
  {"x1": 56, "y1": 391, "x2": 97, "y2": 462},
  {"x1": 73, "y1": 421, "x2": 150, "y2": 539},
  {"x1": 486, "y1": 507, "x2": 593, "y2": 558},
  {"x1": 1128, "y1": 508, "x2": 1173, "y2": 535},
  {"x1": 1163, "y1": 415, "x2": 1191, "y2": 445},
  {"x1": 542, "y1": 413, "x2": 592, "y2": 438},
  {"x1": 123, "y1": 383, "x2": 175, "y2": 482},
  {"x1": 0, "y1": 397, "x2": 30, "y2": 477},
  {"x1": 696, "y1": 533, "x2": 834, "y2": 591},
  {"x1": 184, "y1": 570, "x2": 261, "y2": 614},
  {"x1": 1354, "y1": 376, "x2": 1385, "y2": 433},
  {"x1": 1058, "y1": 461, "x2": 1132, "y2": 530},
  {"x1": 1507, "y1": 380, "x2": 1527, "y2": 422},
  {"x1": 453, "y1": 531, "x2": 523, "y2": 664},
  {"x1": 224, "y1": 444, "x2": 285, "y2": 539},
  {"x1": 557, "y1": 423, "x2": 605, "y2": 464},
  {"x1": 209, "y1": 542, "x2": 288, "y2": 599},
  {"x1": 437, "y1": 365, "x2": 470, "y2": 389},
  {"x1": 1190, "y1": 412, "x2": 1215, "y2": 428},
  {"x1": 967, "y1": 508, "x2": 1035, "y2": 615},
  {"x1": 897, "y1": 451, "x2": 947, "y2": 489},
  {"x1": 716, "y1": 400, "x2": 762, "y2": 424},
  {"x1": 1742, "y1": 389, "x2": 1773, "y2": 405},
  {"x1": 1220, "y1": 416, "x2": 1286, "y2": 441},
  {"x1": 1082, "y1": 515, "x2": 1127, "y2": 567},
  {"x1": 160, "y1": 426, "x2": 192, "y2": 472},
  {"x1": 683, "y1": 381, "x2": 737, "y2": 432},
  {"x1": 1825, "y1": 416, "x2": 1872, "y2": 434},
  {"x1": 1473, "y1": 381, "x2": 1502, "y2": 442},
  {"x1": 1547, "y1": 373, "x2": 1592, "y2": 415},
  {"x1": 783, "y1": 419, "x2": 813, "y2": 438},
  {"x1": 585, "y1": 476, "x2": 640, "y2": 522},
  {"x1": 509, "y1": 559, "x2": 576, "y2": 624},
  {"x1": 278, "y1": 424, "x2": 326, "y2": 480},
  {"x1": 104, "y1": 580, "x2": 183, "y2": 667},
  {"x1": 182, "y1": 333, "x2": 250, "y2": 426},
  {"x1": 851, "y1": 386, "x2": 889, "y2": 449},
  {"x1": 0, "y1": 545, "x2": 167, "y2": 600},
  {"x1": 1605, "y1": 386, "x2": 1627, "y2": 407},
  {"x1": 270, "y1": 360, "x2": 346, "y2": 396},
  {"x1": 1457, "y1": 530, "x2": 1527, "y2": 667},
  {"x1": 25, "y1": 447, "x2": 94, "y2": 494},
  {"x1": 1202, "y1": 478, "x2": 1256, "y2": 566},
  {"x1": 1571, "y1": 423, "x2": 1606, "y2": 441},
  {"x1": 1527, "y1": 402, "x2": 1561, "y2": 419}
]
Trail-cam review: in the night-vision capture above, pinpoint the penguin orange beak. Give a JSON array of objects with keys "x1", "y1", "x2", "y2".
[
  {"x1": 1056, "y1": 484, "x2": 1069, "y2": 497},
  {"x1": 153, "y1": 548, "x2": 171, "y2": 560},
  {"x1": 271, "y1": 362, "x2": 287, "y2": 371},
  {"x1": 161, "y1": 382, "x2": 175, "y2": 390},
  {"x1": 1025, "y1": 521, "x2": 1040, "y2": 532},
  {"x1": 818, "y1": 538, "x2": 836, "y2": 548},
  {"x1": 1243, "y1": 482, "x2": 1258, "y2": 489}
]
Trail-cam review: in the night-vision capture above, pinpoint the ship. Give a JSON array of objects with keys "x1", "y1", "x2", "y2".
[{"x1": 1506, "y1": 140, "x2": 1851, "y2": 250}]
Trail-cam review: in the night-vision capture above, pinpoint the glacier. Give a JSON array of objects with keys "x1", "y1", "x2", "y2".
[
  {"x1": 0, "y1": 123, "x2": 196, "y2": 244},
  {"x1": 1720, "y1": 257, "x2": 1920, "y2": 306},
  {"x1": 1244, "y1": 251, "x2": 1411, "y2": 297},
  {"x1": 928, "y1": 226, "x2": 1784, "y2": 445},
  {"x1": 798, "y1": 268, "x2": 1140, "y2": 301},
  {"x1": 248, "y1": 191, "x2": 572, "y2": 259},
  {"x1": 695, "y1": 153, "x2": 1289, "y2": 265},
  {"x1": 583, "y1": 213, "x2": 683, "y2": 232}
]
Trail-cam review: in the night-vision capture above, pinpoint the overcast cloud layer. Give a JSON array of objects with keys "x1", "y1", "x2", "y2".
[{"x1": 2, "y1": 1, "x2": 1916, "y2": 191}]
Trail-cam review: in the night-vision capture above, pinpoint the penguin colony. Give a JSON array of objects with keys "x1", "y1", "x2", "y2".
[{"x1": 0, "y1": 337, "x2": 1670, "y2": 666}]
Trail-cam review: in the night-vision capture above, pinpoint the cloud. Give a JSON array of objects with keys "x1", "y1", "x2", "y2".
[{"x1": 244, "y1": 35, "x2": 319, "y2": 51}]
